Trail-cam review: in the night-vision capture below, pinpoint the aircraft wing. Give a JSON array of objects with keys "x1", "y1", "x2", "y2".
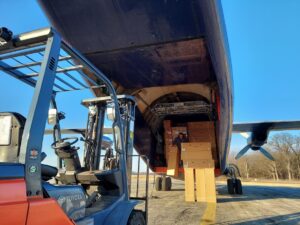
[{"x1": 233, "y1": 121, "x2": 300, "y2": 133}]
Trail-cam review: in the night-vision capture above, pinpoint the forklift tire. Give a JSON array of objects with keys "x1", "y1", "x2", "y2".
[
  {"x1": 155, "y1": 177, "x2": 162, "y2": 191},
  {"x1": 127, "y1": 210, "x2": 146, "y2": 225},
  {"x1": 227, "y1": 179, "x2": 235, "y2": 195},
  {"x1": 234, "y1": 179, "x2": 243, "y2": 195}
]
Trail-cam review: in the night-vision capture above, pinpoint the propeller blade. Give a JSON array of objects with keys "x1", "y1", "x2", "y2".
[
  {"x1": 235, "y1": 144, "x2": 251, "y2": 160},
  {"x1": 259, "y1": 147, "x2": 275, "y2": 161},
  {"x1": 240, "y1": 132, "x2": 250, "y2": 139}
]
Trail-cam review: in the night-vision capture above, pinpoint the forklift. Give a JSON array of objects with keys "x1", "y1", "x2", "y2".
[{"x1": 0, "y1": 27, "x2": 148, "y2": 224}]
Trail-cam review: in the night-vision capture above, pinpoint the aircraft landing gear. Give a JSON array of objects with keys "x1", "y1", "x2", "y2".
[
  {"x1": 225, "y1": 164, "x2": 243, "y2": 195},
  {"x1": 227, "y1": 178, "x2": 243, "y2": 195},
  {"x1": 155, "y1": 175, "x2": 172, "y2": 191},
  {"x1": 155, "y1": 177, "x2": 162, "y2": 191}
]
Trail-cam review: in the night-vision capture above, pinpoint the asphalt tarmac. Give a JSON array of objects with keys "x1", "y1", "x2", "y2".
[{"x1": 131, "y1": 176, "x2": 300, "y2": 225}]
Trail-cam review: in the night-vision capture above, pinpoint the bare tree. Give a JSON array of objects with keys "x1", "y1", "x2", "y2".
[
  {"x1": 290, "y1": 136, "x2": 300, "y2": 178},
  {"x1": 229, "y1": 133, "x2": 300, "y2": 181},
  {"x1": 268, "y1": 133, "x2": 295, "y2": 180}
]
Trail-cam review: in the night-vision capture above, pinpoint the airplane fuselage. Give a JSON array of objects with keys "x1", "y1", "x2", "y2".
[{"x1": 39, "y1": 0, "x2": 233, "y2": 174}]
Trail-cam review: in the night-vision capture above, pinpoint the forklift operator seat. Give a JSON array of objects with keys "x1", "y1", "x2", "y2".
[{"x1": 0, "y1": 112, "x2": 58, "y2": 180}]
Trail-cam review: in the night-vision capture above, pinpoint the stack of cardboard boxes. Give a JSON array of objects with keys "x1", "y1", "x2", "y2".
[
  {"x1": 163, "y1": 120, "x2": 173, "y2": 146},
  {"x1": 181, "y1": 142, "x2": 216, "y2": 203},
  {"x1": 163, "y1": 120, "x2": 217, "y2": 203},
  {"x1": 188, "y1": 121, "x2": 217, "y2": 163},
  {"x1": 164, "y1": 121, "x2": 179, "y2": 177}
]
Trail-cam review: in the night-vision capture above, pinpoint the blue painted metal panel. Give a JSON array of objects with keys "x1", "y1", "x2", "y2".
[
  {"x1": 76, "y1": 194, "x2": 139, "y2": 225},
  {"x1": 0, "y1": 163, "x2": 24, "y2": 179},
  {"x1": 103, "y1": 200, "x2": 139, "y2": 225}
]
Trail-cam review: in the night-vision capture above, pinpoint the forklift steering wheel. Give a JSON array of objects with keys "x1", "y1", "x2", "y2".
[{"x1": 51, "y1": 137, "x2": 79, "y2": 149}]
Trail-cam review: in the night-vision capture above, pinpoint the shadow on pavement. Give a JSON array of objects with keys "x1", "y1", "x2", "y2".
[
  {"x1": 228, "y1": 212, "x2": 300, "y2": 225},
  {"x1": 216, "y1": 184, "x2": 300, "y2": 203}
]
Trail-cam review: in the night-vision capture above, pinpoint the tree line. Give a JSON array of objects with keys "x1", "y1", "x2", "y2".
[{"x1": 229, "y1": 133, "x2": 300, "y2": 180}]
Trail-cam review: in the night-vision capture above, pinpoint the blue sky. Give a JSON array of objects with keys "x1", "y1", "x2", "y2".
[
  {"x1": 0, "y1": 0, "x2": 299, "y2": 166},
  {"x1": 221, "y1": 0, "x2": 300, "y2": 149}
]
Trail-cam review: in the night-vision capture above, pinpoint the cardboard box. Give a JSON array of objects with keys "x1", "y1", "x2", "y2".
[
  {"x1": 195, "y1": 168, "x2": 206, "y2": 202},
  {"x1": 165, "y1": 146, "x2": 177, "y2": 161},
  {"x1": 183, "y1": 159, "x2": 215, "y2": 168},
  {"x1": 181, "y1": 150, "x2": 212, "y2": 160},
  {"x1": 163, "y1": 120, "x2": 172, "y2": 129},
  {"x1": 163, "y1": 120, "x2": 173, "y2": 147},
  {"x1": 187, "y1": 122, "x2": 215, "y2": 142},
  {"x1": 164, "y1": 130, "x2": 172, "y2": 136},
  {"x1": 203, "y1": 168, "x2": 217, "y2": 203},
  {"x1": 186, "y1": 121, "x2": 217, "y2": 162},
  {"x1": 181, "y1": 142, "x2": 211, "y2": 151},
  {"x1": 195, "y1": 168, "x2": 216, "y2": 203},
  {"x1": 164, "y1": 137, "x2": 173, "y2": 146},
  {"x1": 167, "y1": 149, "x2": 179, "y2": 177},
  {"x1": 184, "y1": 168, "x2": 195, "y2": 202},
  {"x1": 181, "y1": 142, "x2": 212, "y2": 160},
  {"x1": 187, "y1": 139, "x2": 216, "y2": 161}
]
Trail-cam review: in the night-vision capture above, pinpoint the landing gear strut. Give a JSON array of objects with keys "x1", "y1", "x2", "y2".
[
  {"x1": 225, "y1": 164, "x2": 243, "y2": 195},
  {"x1": 155, "y1": 175, "x2": 172, "y2": 191}
]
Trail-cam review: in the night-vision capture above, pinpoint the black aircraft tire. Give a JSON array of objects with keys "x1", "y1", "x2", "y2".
[
  {"x1": 235, "y1": 179, "x2": 243, "y2": 195},
  {"x1": 165, "y1": 177, "x2": 172, "y2": 191},
  {"x1": 155, "y1": 177, "x2": 162, "y2": 191},
  {"x1": 161, "y1": 176, "x2": 167, "y2": 191},
  {"x1": 227, "y1": 179, "x2": 235, "y2": 195},
  {"x1": 161, "y1": 176, "x2": 172, "y2": 191},
  {"x1": 127, "y1": 210, "x2": 146, "y2": 225}
]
